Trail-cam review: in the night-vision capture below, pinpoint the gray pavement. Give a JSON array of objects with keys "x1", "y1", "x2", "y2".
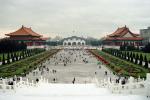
[{"x1": 26, "y1": 49, "x2": 118, "y2": 83}]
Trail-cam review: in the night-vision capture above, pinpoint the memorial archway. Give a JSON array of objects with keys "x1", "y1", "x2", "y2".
[{"x1": 62, "y1": 36, "x2": 86, "y2": 46}]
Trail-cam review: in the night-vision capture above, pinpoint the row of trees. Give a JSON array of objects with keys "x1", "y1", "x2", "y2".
[
  {"x1": 102, "y1": 48, "x2": 149, "y2": 68},
  {"x1": 0, "y1": 38, "x2": 27, "y2": 53},
  {"x1": 0, "y1": 49, "x2": 45, "y2": 65},
  {"x1": 120, "y1": 44, "x2": 140, "y2": 51},
  {"x1": 86, "y1": 40, "x2": 101, "y2": 46},
  {"x1": 142, "y1": 43, "x2": 150, "y2": 53},
  {"x1": 46, "y1": 41, "x2": 62, "y2": 46},
  {"x1": 120, "y1": 43, "x2": 150, "y2": 53}
]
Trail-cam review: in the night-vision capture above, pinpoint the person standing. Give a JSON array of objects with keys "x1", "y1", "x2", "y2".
[{"x1": 72, "y1": 77, "x2": 75, "y2": 84}]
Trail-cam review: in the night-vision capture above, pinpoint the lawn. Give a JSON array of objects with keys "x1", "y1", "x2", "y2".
[
  {"x1": 90, "y1": 49, "x2": 149, "y2": 78},
  {"x1": 0, "y1": 49, "x2": 60, "y2": 77}
]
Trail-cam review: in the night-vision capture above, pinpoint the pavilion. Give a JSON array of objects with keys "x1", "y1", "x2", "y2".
[
  {"x1": 102, "y1": 26, "x2": 143, "y2": 46},
  {"x1": 5, "y1": 25, "x2": 47, "y2": 48}
]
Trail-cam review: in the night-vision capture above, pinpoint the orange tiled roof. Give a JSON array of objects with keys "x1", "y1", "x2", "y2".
[
  {"x1": 104, "y1": 26, "x2": 144, "y2": 41},
  {"x1": 5, "y1": 25, "x2": 42, "y2": 37},
  {"x1": 108, "y1": 26, "x2": 137, "y2": 38},
  {"x1": 105, "y1": 37, "x2": 143, "y2": 41}
]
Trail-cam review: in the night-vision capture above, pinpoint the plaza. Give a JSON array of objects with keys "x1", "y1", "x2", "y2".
[{"x1": 26, "y1": 49, "x2": 117, "y2": 83}]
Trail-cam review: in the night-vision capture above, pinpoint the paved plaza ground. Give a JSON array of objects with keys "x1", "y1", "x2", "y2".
[{"x1": 26, "y1": 49, "x2": 118, "y2": 83}]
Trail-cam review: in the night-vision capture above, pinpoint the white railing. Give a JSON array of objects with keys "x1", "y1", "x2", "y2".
[
  {"x1": 0, "y1": 76, "x2": 49, "y2": 92},
  {"x1": 94, "y1": 73, "x2": 150, "y2": 97},
  {"x1": 0, "y1": 73, "x2": 150, "y2": 97}
]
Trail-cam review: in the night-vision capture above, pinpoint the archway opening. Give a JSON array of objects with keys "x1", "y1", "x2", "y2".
[
  {"x1": 78, "y1": 42, "x2": 81, "y2": 45},
  {"x1": 64, "y1": 42, "x2": 67, "y2": 45},
  {"x1": 82, "y1": 42, "x2": 85, "y2": 45},
  {"x1": 72, "y1": 42, "x2": 76, "y2": 46},
  {"x1": 68, "y1": 42, "x2": 71, "y2": 45}
]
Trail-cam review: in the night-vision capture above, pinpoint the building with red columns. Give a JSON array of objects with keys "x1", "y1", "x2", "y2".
[
  {"x1": 5, "y1": 25, "x2": 47, "y2": 48},
  {"x1": 102, "y1": 26, "x2": 143, "y2": 46}
]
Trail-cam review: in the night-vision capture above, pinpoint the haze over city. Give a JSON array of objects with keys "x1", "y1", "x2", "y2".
[{"x1": 0, "y1": 0, "x2": 150, "y2": 38}]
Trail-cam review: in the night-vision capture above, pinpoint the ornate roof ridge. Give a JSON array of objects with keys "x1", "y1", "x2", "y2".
[{"x1": 5, "y1": 25, "x2": 42, "y2": 37}]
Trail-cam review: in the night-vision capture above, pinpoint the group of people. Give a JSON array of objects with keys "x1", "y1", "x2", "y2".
[
  {"x1": 4, "y1": 49, "x2": 132, "y2": 87},
  {"x1": 23, "y1": 49, "x2": 130, "y2": 85}
]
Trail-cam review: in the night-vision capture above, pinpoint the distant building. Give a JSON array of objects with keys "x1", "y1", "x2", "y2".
[
  {"x1": 140, "y1": 27, "x2": 150, "y2": 45},
  {"x1": 62, "y1": 36, "x2": 86, "y2": 46},
  {"x1": 102, "y1": 26, "x2": 143, "y2": 46},
  {"x1": 5, "y1": 25, "x2": 47, "y2": 48}
]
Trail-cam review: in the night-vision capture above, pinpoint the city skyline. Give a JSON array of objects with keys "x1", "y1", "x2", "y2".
[{"x1": 0, "y1": 0, "x2": 150, "y2": 38}]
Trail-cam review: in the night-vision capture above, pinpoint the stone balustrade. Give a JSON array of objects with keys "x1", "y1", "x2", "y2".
[
  {"x1": 0, "y1": 76, "x2": 48, "y2": 92},
  {"x1": 95, "y1": 73, "x2": 150, "y2": 97}
]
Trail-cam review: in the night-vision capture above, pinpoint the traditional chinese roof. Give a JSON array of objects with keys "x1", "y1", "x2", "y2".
[
  {"x1": 5, "y1": 25, "x2": 42, "y2": 37},
  {"x1": 104, "y1": 26, "x2": 143, "y2": 41},
  {"x1": 105, "y1": 37, "x2": 143, "y2": 41},
  {"x1": 108, "y1": 26, "x2": 138, "y2": 38}
]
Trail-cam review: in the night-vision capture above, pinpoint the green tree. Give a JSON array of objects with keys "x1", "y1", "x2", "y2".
[
  {"x1": 0, "y1": 56, "x2": 1, "y2": 62},
  {"x1": 130, "y1": 52, "x2": 133, "y2": 62},
  {"x1": 2, "y1": 53, "x2": 5, "y2": 65},
  {"x1": 14, "y1": 52, "x2": 18, "y2": 61},
  {"x1": 127, "y1": 52, "x2": 130, "y2": 61},
  {"x1": 135, "y1": 53, "x2": 139, "y2": 64},
  {"x1": 144, "y1": 55, "x2": 148, "y2": 68},
  {"x1": 22, "y1": 50, "x2": 25, "y2": 59},
  {"x1": 139, "y1": 54, "x2": 143, "y2": 65},
  {"x1": 124, "y1": 52, "x2": 127, "y2": 59},
  {"x1": 11, "y1": 53, "x2": 14, "y2": 62},
  {"x1": 7, "y1": 52, "x2": 10, "y2": 64}
]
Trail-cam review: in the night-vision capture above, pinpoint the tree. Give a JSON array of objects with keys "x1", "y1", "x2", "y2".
[
  {"x1": 124, "y1": 52, "x2": 127, "y2": 59},
  {"x1": 130, "y1": 52, "x2": 133, "y2": 62},
  {"x1": 139, "y1": 54, "x2": 143, "y2": 66},
  {"x1": 120, "y1": 44, "x2": 138, "y2": 51},
  {"x1": 142, "y1": 43, "x2": 150, "y2": 53},
  {"x1": 132, "y1": 53, "x2": 135, "y2": 63},
  {"x1": 144, "y1": 55, "x2": 148, "y2": 68},
  {"x1": 2, "y1": 53, "x2": 5, "y2": 65},
  {"x1": 135, "y1": 53, "x2": 139, "y2": 64},
  {"x1": 120, "y1": 45, "x2": 125, "y2": 51},
  {"x1": 14, "y1": 52, "x2": 18, "y2": 61},
  {"x1": 20, "y1": 52, "x2": 22, "y2": 59},
  {"x1": 16, "y1": 53, "x2": 18, "y2": 61},
  {"x1": 0, "y1": 38, "x2": 27, "y2": 53},
  {"x1": 22, "y1": 50, "x2": 25, "y2": 59},
  {"x1": 7, "y1": 52, "x2": 10, "y2": 64},
  {"x1": 127, "y1": 52, "x2": 130, "y2": 61},
  {"x1": 10, "y1": 53, "x2": 14, "y2": 62}
]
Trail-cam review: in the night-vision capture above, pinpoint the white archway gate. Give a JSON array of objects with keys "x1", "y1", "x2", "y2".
[{"x1": 63, "y1": 36, "x2": 86, "y2": 46}]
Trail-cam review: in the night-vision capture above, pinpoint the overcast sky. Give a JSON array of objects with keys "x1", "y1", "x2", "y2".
[{"x1": 0, "y1": 0, "x2": 150, "y2": 38}]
